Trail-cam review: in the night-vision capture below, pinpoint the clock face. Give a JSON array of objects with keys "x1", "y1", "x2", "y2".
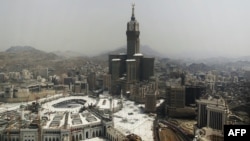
[{"x1": 129, "y1": 23, "x2": 134, "y2": 30}]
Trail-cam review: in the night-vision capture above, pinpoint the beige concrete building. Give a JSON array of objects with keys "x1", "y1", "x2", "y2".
[
  {"x1": 196, "y1": 97, "x2": 228, "y2": 132},
  {"x1": 145, "y1": 90, "x2": 157, "y2": 113},
  {"x1": 166, "y1": 85, "x2": 185, "y2": 108}
]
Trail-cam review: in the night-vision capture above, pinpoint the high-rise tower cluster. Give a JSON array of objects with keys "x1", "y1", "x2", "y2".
[{"x1": 109, "y1": 5, "x2": 157, "y2": 103}]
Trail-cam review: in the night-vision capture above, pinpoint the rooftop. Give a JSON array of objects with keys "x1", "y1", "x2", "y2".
[
  {"x1": 112, "y1": 59, "x2": 121, "y2": 61},
  {"x1": 126, "y1": 59, "x2": 136, "y2": 62},
  {"x1": 96, "y1": 97, "x2": 121, "y2": 110},
  {"x1": 43, "y1": 110, "x2": 101, "y2": 129},
  {"x1": 196, "y1": 97, "x2": 226, "y2": 106},
  {"x1": 113, "y1": 98, "x2": 155, "y2": 141},
  {"x1": 134, "y1": 53, "x2": 143, "y2": 56}
]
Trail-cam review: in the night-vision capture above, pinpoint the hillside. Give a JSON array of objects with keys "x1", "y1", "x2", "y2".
[
  {"x1": 52, "y1": 50, "x2": 87, "y2": 58},
  {"x1": 0, "y1": 46, "x2": 104, "y2": 75},
  {"x1": 92, "y1": 45, "x2": 165, "y2": 61},
  {"x1": 6, "y1": 46, "x2": 44, "y2": 53}
]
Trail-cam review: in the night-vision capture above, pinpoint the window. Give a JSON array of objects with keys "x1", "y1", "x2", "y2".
[
  {"x1": 86, "y1": 132, "x2": 88, "y2": 139},
  {"x1": 79, "y1": 134, "x2": 82, "y2": 140}
]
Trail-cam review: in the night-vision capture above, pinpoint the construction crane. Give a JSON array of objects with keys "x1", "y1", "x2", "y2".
[
  {"x1": 6, "y1": 113, "x2": 15, "y2": 141},
  {"x1": 26, "y1": 95, "x2": 28, "y2": 103},
  {"x1": 7, "y1": 125, "x2": 13, "y2": 141},
  {"x1": 18, "y1": 115, "x2": 22, "y2": 141},
  {"x1": 18, "y1": 103, "x2": 26, "y2": 141},
  {"x1": 36, "y1": 96, "x2": 42, "y2": 141},
  {"x1": 38, "y1": 117, "x2": 41, "y2": 141}
]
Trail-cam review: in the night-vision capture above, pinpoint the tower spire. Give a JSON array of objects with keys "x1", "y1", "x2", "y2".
[{"x1": 131, "y1": 3, "x2": 135, "y2": 20}]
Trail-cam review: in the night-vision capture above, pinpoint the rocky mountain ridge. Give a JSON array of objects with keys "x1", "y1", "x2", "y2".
[{"x1": 1, "y1": 46, "x2": 250, "y2": 75}]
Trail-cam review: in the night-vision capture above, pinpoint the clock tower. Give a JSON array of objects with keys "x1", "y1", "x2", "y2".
[
  {"x1": 109, "y1": 4, "x2": 156, "y2": 98},
  {"x1": 126, "y1": 4, "x2": 140, "y2": 59}
]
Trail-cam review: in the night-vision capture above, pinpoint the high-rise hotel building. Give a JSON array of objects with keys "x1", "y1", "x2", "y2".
[
  {"x1": 109, "y1": 5, "x2": 157, "y2": 103},
  {"x1": 196, "y1": 98, "x2": 229, "y2": 132}
]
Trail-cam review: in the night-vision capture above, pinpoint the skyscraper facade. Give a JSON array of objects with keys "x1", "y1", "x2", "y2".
[{"x1": 196, "y1": 98, "x2": 229, "y2": 131}]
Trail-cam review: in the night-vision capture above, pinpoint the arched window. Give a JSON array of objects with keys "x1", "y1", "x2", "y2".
[
  {"x1": 99, "y1": 130, "x2": 101, "y2": 136},
  {"x1": 79, "y1": 134, "x2": 82, "y2": 140},
  {"x1": 53, "y1": 138, "x2": 55, "y2": 141},
  {"x1": 93, "y1": 131, "x2": 95, "y2": 137},
  {"x1": 96, "y1": 130, "x2": 98, "y2": 137},
  {"x1": 86, "y1": 132, "x2": 88, "y2": 139},
  {"x1": 45, "y1": 138, "x2": 48, "y2": 141},
  {"x1": 56, "y1": 138, "x2": 59, "y2": 141},
  {"x1": 49, "y1": 138, "x2": 51, "y2": 141},
  {"x1": 72, "y1": 136, "x2": 75, "y2": 141},
  {"x1": 76, "y1": 135, "x2": 78, "y2": 141}
]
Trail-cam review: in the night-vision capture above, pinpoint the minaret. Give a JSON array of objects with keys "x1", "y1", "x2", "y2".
[
  {"x1": 120, "y1": 89, "x2": 123, "y2": 108},
  {"x1": 120, "y1": 89, "x2": 123, "y2": 99},
  {"x1": 20, "y1": 104, "x2": 25, "y2": 120},
  {"x1": 109, "y1": 96, "x2": 113, "y2": 118},
  {"x1": 126, "y1": 4, "x2": 140, "y2": 59},
  {"x1": 109, "y1": 96, "x2": 114, "y2": 125}
]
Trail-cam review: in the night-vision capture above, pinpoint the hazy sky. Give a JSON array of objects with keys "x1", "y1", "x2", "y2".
[{"x1": 0, "y1": 0, "x2": 250, "y2": 59}]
